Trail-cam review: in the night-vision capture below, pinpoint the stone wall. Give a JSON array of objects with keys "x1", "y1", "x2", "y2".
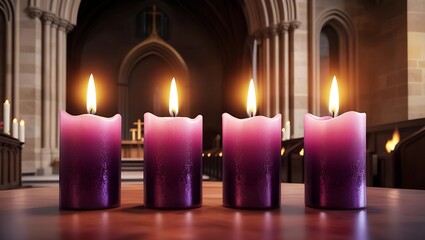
[
  {"x1": 292, "y1": 0, "x2": 308, "y2": 137},
  {"x1": 367, "y1": 0, "x2": 408, "y2": 125},
  {"x1": 18, "y1": 0, "x2": 42, "y2": 173},
  {"x1": 407, "y1": 0, "x2": 425, "y2": 120},
  {"x1": 313, "y1": 0, "x2": 410, "y2": 126}
]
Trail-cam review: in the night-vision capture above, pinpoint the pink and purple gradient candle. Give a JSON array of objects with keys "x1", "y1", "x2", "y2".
[
  {"x1": 222, "y1": 80, "x2": 282, "y2": 209},
  {"x1": 144, "y1": 78, "x2": 202, "y2": 209},
  {"x1": 60, "y1": 74, "x2": 121, "y2": 210},
  {"x1": 304, "y1": 77, "x2": 366, "y2": 209}
]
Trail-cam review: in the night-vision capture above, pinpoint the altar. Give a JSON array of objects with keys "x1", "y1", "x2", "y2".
[
  {"x1": 121, "y1": 140, "x2": 144, "y2": 160},
  {"x1": 121, "y1": 119, "x2": 144, "y2": 160}
]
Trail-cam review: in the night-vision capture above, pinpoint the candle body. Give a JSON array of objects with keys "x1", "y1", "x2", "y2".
[
  {"x1": 19, "y1": 120, "x2": 25, "y2": 143},
  {"x1": 12, "y1": 119, "x2": 18, "y2": 139},
  {"x1": 144, "y1": 113, "x2": 202, "y2": 209},
  {"x1": 285, "y1": 121, "x2": 291, "y2": 140},
  {"x1": 304, "y1": 112, "x2": 366, "y2": 209},
  {"x1": 3, "y1": 101, "x2": 10, "y2": 134},
  {"x1": 222, "y1": 113, "x2": 281, "y2": 209},
  {"x1": 60, "y1": 111, "x2": 121, "y2": 210}
]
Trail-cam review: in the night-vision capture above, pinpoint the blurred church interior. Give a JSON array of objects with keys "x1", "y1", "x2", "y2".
[{"x1": 1, "y1": 0, "x2": 425, "y2": 189}]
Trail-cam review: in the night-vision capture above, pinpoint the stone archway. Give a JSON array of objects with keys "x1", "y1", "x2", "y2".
[
  {"x1": 0, "y1": 0, "x2": 16, "y2": 115},
  {"x1": 243, "y1": 0, "x2": 300, "y2": 137},
  {"x1": 312, "y1": 9, "x2": 357, "y2": 115},
  {"x1": 118, "y1": 36, "x2": 189, "y2": 136},
  {"x1": 19, "y1": 0, "x2": 300, "y2": 173}
]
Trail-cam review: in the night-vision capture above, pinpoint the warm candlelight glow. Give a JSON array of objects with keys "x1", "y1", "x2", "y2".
[
  {"x1": 281, "y1": 147, "x2": 285, "y2": 156},
  {"x1": 329, "y1": 76, "x2": 339, "y2": 117},
  {"x1": 299, "y1": 148, "x2": 304, "y2": 156},
  {"x1": 247, "y1": 79, "x2": 257, "y2": 117},
  {"x1": 5, "y1": 100, "x2": 9, "y2": 104},
  {"x1": 385, "y1": 128, "x2": 400, "y2": 153},
  {"x1": 87, "y1": 74, "x2": 96, "y2": 114},
  {"x1": 169, "y1": 78, "x2": 178, "y2": 117}
]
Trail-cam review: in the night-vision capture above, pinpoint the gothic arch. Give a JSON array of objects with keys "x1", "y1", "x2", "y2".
[
  {"x1": 244, "y1": 0, "x2": 298, "y2": 34},
  {"x1": 28, "y1": 0, "x2": 81, "y2": 24},
  {"x1": 0, "y1": 0, "x2": 16, "y2": 114},
  {"x1": 118, "y1": 36, "x2": 190, "y2": 134},
  {"x1": 312, "y1": 9, "x2": 357, "y2": 115}
]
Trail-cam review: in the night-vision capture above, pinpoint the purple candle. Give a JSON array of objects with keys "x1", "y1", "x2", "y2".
[
  {"x1": 223, "y1": 80, "x2": 282, "y2": 209},
  {"x1": 144, "y1": 78, "x2": 202, "y2": 209},
  {"x1": 60, "y1": 74, "x2": 121, "y2": 210},
  {"x1": 304, "y1": 76, "x2": 366, "y2": 209}
]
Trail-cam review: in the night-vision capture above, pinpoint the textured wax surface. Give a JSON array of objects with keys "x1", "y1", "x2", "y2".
[
  {"x1": 222, "y1": 113, "x2": 281, "y2": 209},
  {"x1": 144, "y1": 113, "x2": 202, "y2": 209},
  {"x1": 59, "y1": 111, "x2": 121, "y2": 210},
  {"x1": 304, "y1": 112, "x2": 366, "y2": 209}
]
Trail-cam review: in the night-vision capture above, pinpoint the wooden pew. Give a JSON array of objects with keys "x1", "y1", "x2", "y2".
[
  {"x1": 393, "y1": 126, "x2": 425, "y2": 190},
  {"x1": 0, "y1": 133, "x2": 22, "y2": 190}
]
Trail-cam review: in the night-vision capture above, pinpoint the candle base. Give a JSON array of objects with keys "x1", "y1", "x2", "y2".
[
  {"x1": 144, "y1": 181, "x2": 203, "y2": 210},
  {"x1": 144, "y1": 203, "x2": 202, "y2": 210},
  {"x1": 60, "y1": 203, "x2": 120, "y2": 211},
  {"x1": 304, "y1": 179, "x2": 367, "y2": 210},
  {"x1": 223, "y1": 203, "x2": 280, "y2": 210},
  {"x1": 223, "y1": 176, "x2": 281, "y2": 210},
  {"x1": 305, "y1": 203, "x2": 366, "y2": 210},
  {"x1": 223, "y1": 192, "x2": 281, "y2": 210}
]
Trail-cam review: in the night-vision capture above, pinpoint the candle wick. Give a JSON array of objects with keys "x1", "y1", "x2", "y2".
[
  {"x1": 89, "y1": 108, "x2": 96, "y2": 115},
  {"x1": 331, "y1": 111, "x2": 335, "y2": 118},
  {"x1": 172, "y1": 111, "x2": 177, "y2": 117},
  {"x1": 249, "y1": 112, "x2": 254, "y2": 118}
]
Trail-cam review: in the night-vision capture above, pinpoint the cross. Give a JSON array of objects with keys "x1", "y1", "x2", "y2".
[
  {"x1": 133, "y1": 119, "x2": 143, "y2": 141},
  {"x1": 129, "y1": 128, "x2": 137, "y2": 141},
  {"x1": 149, "y1": 5, "x2": 159, "y2": 36}
]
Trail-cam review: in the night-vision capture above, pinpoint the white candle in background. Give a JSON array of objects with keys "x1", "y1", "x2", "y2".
[
  {"x1": 12, "y1": 118, "x2": 18, "y2": 138},
  {"x1": 3, "y1": 100, "x2": 10, "y2": 134},
  {"x1": 285, "y1": 121, "x2": 291, "y2": 140},
  {"x1": 19, "y1": 120, "x2": 25, "y2": 143}
]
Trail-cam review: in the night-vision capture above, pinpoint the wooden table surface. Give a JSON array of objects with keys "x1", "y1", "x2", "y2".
[{"x1": 0, "y1": 182, "x2": 424, "y2": 240}]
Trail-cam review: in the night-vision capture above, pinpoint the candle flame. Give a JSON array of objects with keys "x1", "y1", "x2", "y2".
[
  {"x1": 385, "y1": 128, "x2": 400, "y2": 153},
  {"x1": 281, "y1": 147, "x2": 285, "y2": 156},
  {"x1": 5, "y1": 99, "x2": 9, "y2": 104},
  {"x1": 329, "y1": 76, "x2": 339, "y2": 117},
  {"x1": 13, "y1": 118, "x2": 17, "y2": 123},
  {"x1": 299, "y1": 148, "x2": 304, "y2": 156},
  {"x1": 86, "y1": 74, "x2": 96, "y2": 114},
  {"x1": 247, "y1": 79, "x2": 257, "y2": 117},
  {"x1": 20, "y1": 120, "x2": 25, "y2": 126},
  {"x1": 169, "y1": 78, "x2": 178, "y2": 117}
]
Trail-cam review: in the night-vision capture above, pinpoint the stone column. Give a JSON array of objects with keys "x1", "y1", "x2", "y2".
[
  {"x1": 50, "y1": 18, "x2": 59, "y2": 162},
  {"x1": 57, "y1": 20, "x2": 69, "y2": 152},
  {"x1": 269, "y1": 26, "x2": 279, "y2": 116},
  {"x1": 288, "y1": 21, "x2": 301, "y2": 138},
  {"x1": 279, "y1": 22, "x2": 290, "y2": 126},
  {"x1": 25, "y1": 6, "x2": 43, "y2": 173},
  {"x1": 40, "y1": 13, "x2": 54, "y2": 175},
  {"x1": 57, "y1": 21, "x2": 66, "y2": 116},
  {"x1": 254, "y1": 32, "x2": 265, "y2": 114},
  {"x1": 262, "y1": 29, "x2": 271, "y2": 117}
]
